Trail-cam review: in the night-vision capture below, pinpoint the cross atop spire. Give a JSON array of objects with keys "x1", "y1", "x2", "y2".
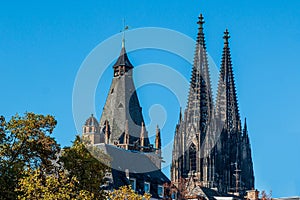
[
  {"x1": 197, "y1": 14, "x2": 205, "y2": 28},
  {"x1": 121, "y1": 18, "x2": 129, "y2": 48},
  {"x1": 113, "y1": 21, "x2": 133, "y2": 77},
  {"x1": 216, "y1": 28, "x2": 241, "y2": 132},
  {"x1": 223, "y1": 29, "x2": 230, "y2": 45},
  {"x1": 186, "y1": 13, "x2": 213, "y2": 128}
]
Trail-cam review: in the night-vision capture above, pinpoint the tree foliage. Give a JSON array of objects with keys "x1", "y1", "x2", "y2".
[
  {"x1": 59, "y1": 135, "x2": 111, "y2": 199},
  {"x1": 0, "y1": 113, "x2": 60, "y2": 199},
  {"x1": 0, "y1": 113, "x2": 110, "y2": 199},
  {"x1": 16, "y1": 168, "x2": 94, "y2": 200},
  {"x1": 108, "y1": 185, "x2": 151, "y2": 200}
]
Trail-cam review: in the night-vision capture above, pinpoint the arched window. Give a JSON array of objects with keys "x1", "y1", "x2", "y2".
[{"x1": 189, "y1": 143, "x2": 197, "y2": 171}]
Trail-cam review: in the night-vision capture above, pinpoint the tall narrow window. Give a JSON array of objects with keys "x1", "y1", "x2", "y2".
[
  {"x1": 189, "y1": 143, "x2": 196, "y2": 171},
  {"x1": 130, "y1": 178, "x2": 136, "y2": 191},
  {"x1": 144, "y1": 182, "x2": 150, "y2": 193},
  {"x1": 158, "y1": 185, "x2": 164, "y2": 198}
]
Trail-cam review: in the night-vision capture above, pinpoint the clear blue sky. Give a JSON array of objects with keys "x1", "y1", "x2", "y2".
[{"x1": 1, "y1": 0, "x2": 300, "y2": 197}]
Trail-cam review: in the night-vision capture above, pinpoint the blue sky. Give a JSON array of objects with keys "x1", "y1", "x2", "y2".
[{"x1": 1, "y1": 0, "x2": 300, "y2": 197}]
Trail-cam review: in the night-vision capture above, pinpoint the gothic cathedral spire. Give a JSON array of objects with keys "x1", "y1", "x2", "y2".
[
  {"x1": 186, "y1": 14, "x2": 213, "y2": 132},
  {"x1": 171, "y1": 18, "x2": 255, "y2": 196},
  {"x1": 216, "y1": 29, "x2": 241, "y2": 133},
  {"x1": 171, "y1": 13, "x2": 215, "y2": 187}
]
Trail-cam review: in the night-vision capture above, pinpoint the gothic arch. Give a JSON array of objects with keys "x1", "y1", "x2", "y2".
[{"x1": 188, "y1": 143, "x2": 197, "y2": 172}]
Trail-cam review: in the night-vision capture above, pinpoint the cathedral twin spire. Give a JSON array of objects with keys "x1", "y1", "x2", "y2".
[
  {"x1": 171, "y1": 14, "x2": 254, "y2": 195},
  {"x1": 216, "y1": 29, "x2": 241, "y2": 133},
  {"x1": 186, "y1": 14, "x2": 213, "y2": 133}
]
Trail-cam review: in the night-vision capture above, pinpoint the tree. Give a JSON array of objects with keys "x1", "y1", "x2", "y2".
[
  {"x1": 108, "y1": 185, "x2": 151, "y2": 200},
  {"x1": 59, "y1": 135, "x2": 111, "y2": 199},
  {"x1": 16, "y1": 168, "x2": 94, "y2": 200},
  {"x1": 0, "y1": 113, "x2": 60, "y2": 199}
]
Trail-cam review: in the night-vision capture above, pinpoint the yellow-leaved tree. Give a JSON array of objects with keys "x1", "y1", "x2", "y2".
[
  {"x1": 16, "y1": 168, "x2": 94, "y2": 200},
  {"x1": 109, "y1": 185, "x2": 151, "y2": 200}
]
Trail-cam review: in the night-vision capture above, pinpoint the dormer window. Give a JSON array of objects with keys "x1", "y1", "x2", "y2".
[
  {"x1": 158, "y1": 185, "x2": 164, "y2": 198},
  {"x1": 129, "y1": 178, "x2": 136, "y2": 191},
  {"x1": 144, "y1": 182, "x2": 150, "y2": 193}
]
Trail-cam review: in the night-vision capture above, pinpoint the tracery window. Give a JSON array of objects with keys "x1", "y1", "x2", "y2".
[{"x1": 189, "y1": 143, "x2": 196, "y2": 171}]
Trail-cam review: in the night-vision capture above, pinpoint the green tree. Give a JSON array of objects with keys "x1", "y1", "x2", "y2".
[
  {"x1": 0, "y1": 113, "x2": 60, "y2": 199},
  {"x1": 16, "y1": 168, "x2": 94, "y2": 200},
  {"x1": 59, "y1": 135, "x2": 111, "y2": 199},
  {"x1": 108, "y1": 185, "x2": 151, "y2": 200}
]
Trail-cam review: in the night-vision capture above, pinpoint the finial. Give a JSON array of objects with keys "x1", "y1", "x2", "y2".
[
  {"x1": 223, "y1": 29, "x2": 230, "y2": 45},
  {"x1": 155, "y1": 125, "x2": 161, "y2": 150},
  {"x1": 179, "y1": 107, "x2": 182, "y2": 122},
  {"x1": 124, "y1": 120, "x2": 129, "y2": 146},
  {"x1": 197, "y1": 14, "x2": 205, "y2": 27},
  {"x1": 140, "y1": 122, "x2": 145, "y2": 147},
  {"x1": 91, "y1": 113, "x2": 93, "y2": 117},
  {"x1": 141, "y1": 122, "x2": 145, "y2": 135},
  {"x1": 121, "y1": 18, "x2": 129, "y2": 48}
]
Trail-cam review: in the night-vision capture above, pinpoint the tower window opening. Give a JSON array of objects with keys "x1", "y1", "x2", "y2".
[{"x1": 189, "y1": 143, "x2": 197, "y2": 171}]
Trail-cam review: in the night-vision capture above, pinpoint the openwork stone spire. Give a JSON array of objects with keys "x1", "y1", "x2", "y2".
[
  {"x1": 172, "y1": 13, "x2": 215, "y2": 187},
  {"x1": 171, "y1": 19, "x2": 255, "y2": 195},
  {"x1": 216, "y1": 29, "x2": 241, "y2": 132},
  {"x1": 186, "y1": 14, "x2": 213, "y2": 132}
]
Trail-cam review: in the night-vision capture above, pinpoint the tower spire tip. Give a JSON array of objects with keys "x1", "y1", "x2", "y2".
[
  {"x1": 197, "y1": 13, "x2": 205, "y2": 27},
  {"x1": 223, "y1": 29, "x2": 230, "y2": 44}
]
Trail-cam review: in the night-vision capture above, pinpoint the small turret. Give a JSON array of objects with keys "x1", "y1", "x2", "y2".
[
  {"x1": 82, "y1": 114, "x2": 100, "y2": 144},
  {"x1": 155, "y1": 125, "x2": 161, "y2": 152},
  {"x1": 140, "y1": 122, "x2": 145, "y2": 147}
]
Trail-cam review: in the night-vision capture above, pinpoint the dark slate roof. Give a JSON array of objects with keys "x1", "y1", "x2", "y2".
[
  {"x1": 99, "y1": 48, "x2": 150, "y2": 145},
  {"x1": 96, "y1": 144, "x2": 170, "y2": 199},
  {"x1": 112, "y1": 47, "x2": 134, "y2": 69},
  {"x1": 198, "y1": 187, "x2": 224, "y2": 200},
  {"x1": 84, "y1": 114, "x2": 99, "y2": 127}
]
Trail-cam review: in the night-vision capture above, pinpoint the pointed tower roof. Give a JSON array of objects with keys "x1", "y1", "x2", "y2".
[
  {"x1": 243, "y1": 118, "x2": 249, "y2": 143},
  {"x1": 243, "y1": 118, "x2": 247, "y2": 134},
  {"x1": 84, "y1": 114, "x2": 99, "y2": 127},
  {"x1": 216, "y1": 29, "x2": 241, "y2": 132},
  {"x1": 186, "y1": 14, "x2": 214, "y2": 131},
  {"x1": 100, "y1": 44, "x2": 150, "y2": 146},
  {"x1": 112, "y1": 46, "x2": 134, "y2": 70}
]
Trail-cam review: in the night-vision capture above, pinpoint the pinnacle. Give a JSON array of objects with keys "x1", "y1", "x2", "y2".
[
  {"x1": 223, "y1": 29, "x2": 230, "y2": 44},
  {"x1": 197, "y1": 14, "x2": 205, "y2": 26}
]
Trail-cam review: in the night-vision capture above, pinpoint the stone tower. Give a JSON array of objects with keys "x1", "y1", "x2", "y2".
[
  {"x1": 171, "y1": 14, "x2": 254, "y2": 196},
  {"x1": 171, "y1": 14, "x2": 215, "y2": 187},
  {"x1": 83, "y1": 39, "x2": 162, "y2": 157},
  {"x1": 81, "y1": 40, "x2": 169, "y2": 198},
  {"x1": 82, "y1": 114, "x2": 103, "y2": 144},
  {"x1": 98, "y1": 42, "x2": 151, "y2": 148}
]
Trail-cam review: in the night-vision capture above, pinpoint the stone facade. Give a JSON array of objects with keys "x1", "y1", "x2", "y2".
[
  {"x1": 171, "y1": 14, "x2": 255, "y2": 197},
  {"x1": 82, "y1": 41, "x2": 169, "y2": 199}
]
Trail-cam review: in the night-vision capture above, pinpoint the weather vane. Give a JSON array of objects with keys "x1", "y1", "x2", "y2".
[{"x1": 121, "y1": 18, "x2": 129, "y2": 48}]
